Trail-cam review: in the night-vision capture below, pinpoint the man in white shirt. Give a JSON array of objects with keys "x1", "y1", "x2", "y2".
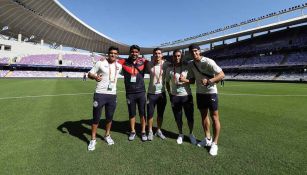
[
  {"x1": 87, "y1": 46, "x2": 122, "y2": 151},
  {"x1": 165, "y1": 49, "x2": 197, "y2": 145},
  {"x1": 146, "y1": 48, "x2": 169, "y2": 141},
  {"x1": 188, "y1": 44, "x2": 225, "y2": 156}
]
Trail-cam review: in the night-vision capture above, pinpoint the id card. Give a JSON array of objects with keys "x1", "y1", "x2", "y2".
[
  {"x1": 176, "y1": 85, "x2": 185, "y2": 93},
  {"x1": 155, "y1": 83, "x2": 163, "y2": 91},
  {"x1": 107, "y1": 83, "x2": 114, "y2": 91},
  {"x1": 130, "y1": 76, "x2": 137, "y2": 83}
]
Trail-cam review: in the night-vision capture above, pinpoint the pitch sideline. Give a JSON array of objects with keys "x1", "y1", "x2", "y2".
[{"x1": 1, "y1": 91, "x2": 307, "y2": 100}]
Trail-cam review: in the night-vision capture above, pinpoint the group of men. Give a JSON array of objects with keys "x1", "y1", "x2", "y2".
[{"x1": 86, "y1": 44, "x2": 224, "y2": 156}]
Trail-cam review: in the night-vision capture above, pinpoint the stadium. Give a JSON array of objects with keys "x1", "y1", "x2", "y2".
[{"x1": 0, "y1": 0, "x2": 306, "y2": 174}]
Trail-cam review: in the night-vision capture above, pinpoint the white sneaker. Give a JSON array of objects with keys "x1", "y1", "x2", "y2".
[
  {"x1": 141, "y1": 132, "x2": 148, "y2": 141},
  {"x1": 197, "y1": 137, "x2": 212, "y2": 147},
  {"x1": 88, "y1": 139, "x2": 96, "y2": 151},
  {"x1": 155, "y1": 130, "x2": 166, "y2": 140},
  {"x1": 148, "y1": 131, "x2": 154, "y2": 141},
  {"x1": 209, "y1": 142, "x2": 218, "y2": 156},
  {"x1": 104, "y1": 135, "x2": 114, "y2": 145},
  {"x1": 176, "y1": 134, "x2": 184, "y2": 144},
  {"x1": 189, "y1": 134, "x2": 197, "y2": 145},
  {"x1": 128, "y1": 132, "x2": 136, "y2": 141}
]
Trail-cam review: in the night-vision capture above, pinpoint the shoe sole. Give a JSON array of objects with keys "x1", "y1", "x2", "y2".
[
  {"x1": 177, "y1": 139, "x2": 183, "y2": 144},
  {"x1": 209, "y1": 146, "x2": 218, "y2": 156},
  {"x1": 148, "y1": 133, "x2": 153, "y2": 141},
  {"x1": 128, "y1": 136, "x2": 136, "y2": 141},
  {"x1": 209, "y1": 152, "x2": 218, "y2": 156}
]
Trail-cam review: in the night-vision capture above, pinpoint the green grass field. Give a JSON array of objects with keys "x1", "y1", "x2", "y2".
[{"x1": 0, "y1": 79, "x2": 306, "y2": 175}]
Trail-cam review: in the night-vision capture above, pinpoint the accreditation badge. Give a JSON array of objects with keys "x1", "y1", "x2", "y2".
[
  {"x1": 130, "y1": 76, "x2": 137, "y2": 82},
  {"x1": 107, "y1": 82, "x2": 114, "y2": 91},
  {"x1": 176, "y1": 85, "x2": 185, "y2": 93},
  {"x1": 155, "y1": 83, "x2": 163, "y2": 91}
]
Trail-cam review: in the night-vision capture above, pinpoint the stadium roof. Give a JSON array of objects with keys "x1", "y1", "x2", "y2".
[
  {"x1": 1, "y1": 0, "x2": 307, "y2": 55},
  {"x1": 161, "y1": 15, "x2": 307, "y2": 51},
  {"x1": 0, "y1": 0, "x2": 140, "y2": 54}
]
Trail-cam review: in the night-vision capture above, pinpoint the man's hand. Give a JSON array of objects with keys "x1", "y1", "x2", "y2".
[
  {"x1": 201, "y1": 78, "x2": 212, "y2": 86},
  {"x1": 179, "y1": 74, "x2": 189, "y2": 83},
  {"x1": 95, "y1": 74, "x2": 102, "y2": 82}
]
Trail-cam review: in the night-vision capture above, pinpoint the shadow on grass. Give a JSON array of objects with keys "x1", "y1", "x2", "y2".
[
  {"x1": 57, "y1": 119, "x2": 186, "y2": 144},
  {"x1": 57, "y1": 119, "x2": 96, "y2": 144}
]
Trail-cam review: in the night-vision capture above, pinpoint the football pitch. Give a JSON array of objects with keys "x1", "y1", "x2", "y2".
[{"x1": 0, "y1": 79, "x2": 306, "y2": 175}]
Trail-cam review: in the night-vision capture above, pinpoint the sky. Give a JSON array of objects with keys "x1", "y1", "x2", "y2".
[{"x1": 58, "y1": 0, "x2": 307, "y2": 47}]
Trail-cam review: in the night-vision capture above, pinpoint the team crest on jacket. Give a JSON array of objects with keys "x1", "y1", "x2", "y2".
[{"x1": 136, "y1": 58, "x2": 144, "y2": 64}]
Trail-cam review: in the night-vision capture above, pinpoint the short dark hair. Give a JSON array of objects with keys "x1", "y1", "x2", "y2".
[
  {"x1": 108, "y1": 46, "x2": 119, "y2": 53},
  {"x1": 188, "y1": 44, "x2": 200, "y2": 51},
  {"x1": 153, "y1": 47, "x2": 162, "y2": 53},
  {"x1": 130, "y1": 45, "x2": 140, "y2": 52}
]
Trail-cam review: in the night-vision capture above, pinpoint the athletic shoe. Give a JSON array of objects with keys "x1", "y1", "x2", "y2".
[
  {"x1": 189, "y1": 134, "x2": 197, "y2": 145},
  {"x1": 209, "y1": 142, "x2": 218, "y2": 156},
  {"x1": 128, "y1": 132, "x2": 136, "y2": 141},
  {"x1": 88, "y1": 139, "x2": 96, "y2": 151},
  {"x1": 104, "y1": 135, "x2": 114, "y2": 145},
  {"x1": 155, "y1": 130, "x2": 166, "y2": 140},
  {"x1": 141, "y1": 132, "x2": 148, "y2": 141},
  {"x1": 148, "y1": 131, "x2": 154, "y2": 141},
  {"x1": 176, "y1": 134, "x2": 184, "y2": 144},
  {"x1": 197, "y1": 137, "x2": 212, "y2": 147}
]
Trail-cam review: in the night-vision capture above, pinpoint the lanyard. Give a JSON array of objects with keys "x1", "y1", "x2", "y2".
[
  {"x1": 109, "y1": 62, "x2": 118, "y2": 82},
  {"x1": 192, "y1": 61, "x2": 214, "y2": 78},
  {"x1": 173, "y1": 63, "x2": 182, "y2": 84},
  {"x1": 132, "y1": 65, "x2": 136, "y2": 76},
  {"x1": 132, "y1": 58, "x2": 141, "y2": 76},
  {"x1": 153, "y1": 61, "x2": 163, "y2": 83}
]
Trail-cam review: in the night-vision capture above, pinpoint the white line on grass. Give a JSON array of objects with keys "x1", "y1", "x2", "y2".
[
  {"x1": 0, "y1": 91, "x2": 307, "y2": 100},
  {"x1": 219, "y1": 93, "x2": 307, "y2": 97},
  {"x1": 224, "y1": 83, "x2": 272, "y2": 87},
  {"x1": 0, "y1": 93, "x2": 92, "y2": 100}
]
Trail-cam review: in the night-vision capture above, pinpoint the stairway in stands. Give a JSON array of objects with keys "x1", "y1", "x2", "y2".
[
  {"x1": 279, "y1": 54, "x2": 289, "y2": 65},
  {"x1": 4, "y1": 71, "x2": 13, "y2": 77},
  {"x1": 273, "y1": 72, "x2": 282, "y2": 80}
]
